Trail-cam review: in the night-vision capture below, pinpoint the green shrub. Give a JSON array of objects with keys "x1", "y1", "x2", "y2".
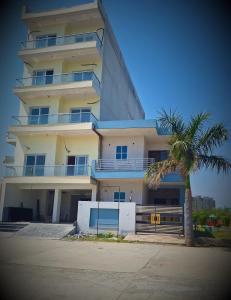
[
  {"x1": 97, "y1": 232, "x2": 114, "y2": 238},
  {"x1": 192, "y1": 212, "x2": 199, "y2": 224},
  {"x1": 220, "y1": 215, "x2": 231, "y2": 227}
]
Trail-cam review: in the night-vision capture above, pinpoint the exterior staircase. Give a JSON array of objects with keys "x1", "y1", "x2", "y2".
[
  {"x1": 15, "y1": 223, "x2": 75, "y2": 239},
  {"x1": 0, "y1": 222, "x2": 29, "y2": 232}
]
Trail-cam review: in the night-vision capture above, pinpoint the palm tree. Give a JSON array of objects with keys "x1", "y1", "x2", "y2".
[{"x1": 146, "y1": 110, "x2": 231, "y2": 246}]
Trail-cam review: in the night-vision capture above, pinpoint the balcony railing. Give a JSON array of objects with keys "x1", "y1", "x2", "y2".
[
  {"x1": 95, "y1": 158, "x2": 155, "y2": 172},
  {"x1": 21, "y1": 31, "x2": 102, "y2": 50},
  {"x1": 15, "y1": 71, "x2": 100, "y2": 89},
  {"x1": 12, "y1": 112, "x2": 98, "y2": 126},
  {"x1": 3, "y1": 156, "x2": 14, "y2": 164},
  {"x1": 6, "y1": 132, "x2": 16, "y2": 139},
  {"x1": 4, "y1": 165, "x2": 89, "y2": 177}
]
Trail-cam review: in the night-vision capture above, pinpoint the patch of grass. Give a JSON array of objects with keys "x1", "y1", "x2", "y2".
[
  {"x1": 194, "y1": 225, "x2": 231, "y2": 240},
  {"x1": 212, "y1": 230, "x2": 231, "y2": 240},
  {"x1": 64, "y1": 232, "x2": 128, "y2": 243}
]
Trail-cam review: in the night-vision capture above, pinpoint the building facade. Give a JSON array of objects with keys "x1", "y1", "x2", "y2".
[
  {"x1": 0, "y1": 0, "x2": 185, "y2": 224},
  {"x1": 192, "y1": 196, "x2": 216, "y2": 211}
]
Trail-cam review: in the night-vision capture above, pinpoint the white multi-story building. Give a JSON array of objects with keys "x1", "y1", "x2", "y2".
[
  {"x1": 192, "y1": 196, "x2": 216, "y2": 211},
  {"x1": 0, "y1": 1, "x2": 185, "y2": 226}
]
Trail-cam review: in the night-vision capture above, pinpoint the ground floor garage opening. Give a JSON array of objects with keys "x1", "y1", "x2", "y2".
[
  {"x1": 60, "y1": 190, "x2": 92, "y2": 223},
  {"x1": 147, "y1": 188, "x2": 184, "y2": 206},
  {"x1": 2, "y1": 185, "x2": 51, "y2": 222},
  {"x1": 1, "y1": 183, "x2": 95, "y2": 223}
]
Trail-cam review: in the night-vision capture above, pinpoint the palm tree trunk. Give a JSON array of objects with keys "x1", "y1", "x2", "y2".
[{"x1": 184, "y1": 175, "x2": 194, "y2": 246}]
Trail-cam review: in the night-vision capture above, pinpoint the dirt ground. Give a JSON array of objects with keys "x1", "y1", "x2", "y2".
[{"x1": 0, "y1": 234, "x2": 230, "y2": 300}]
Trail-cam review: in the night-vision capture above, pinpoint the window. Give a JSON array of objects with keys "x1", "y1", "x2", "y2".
[
  {"x1": 29, "y1": 107, "x2": 49, "y2": 125},
  {"x1": 116, "y1": 146, "x2": 128, "y2": 160},
  {"x1": 24, "y1": 155, "x2": 45, "y2": 176},
  {"x1": 73, "y1": 71, "x2": 93, "y2": 82},
  {"x1": 36, "y1": 34, "x2": 57, "y2": 48},
  {"x1": 32, "y1": 70, "x2": 54, "y2": 86},
  {"x1": 70, "y1": 108, "x2": 91, "y2": 123},
  {"x1": 148, "y1": 150, "x2": 169, "y2": 162},
  {"x1": 114, "y1": 192, "x2": 126, "y2": 202},
  {"x1": 66, "y1": 155, "x2": 88, "y2": 176},
  {"x1": 75, "y1": 33, "x2": 94, "y2": 43}
]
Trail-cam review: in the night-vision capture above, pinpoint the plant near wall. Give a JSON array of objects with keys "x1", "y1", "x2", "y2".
[
  {"x1": 220, "y1": 215, "x2": 231, "y2": 227},
  {"x1": 145, "y1": 110, "x2": 231, "y2": 246}
]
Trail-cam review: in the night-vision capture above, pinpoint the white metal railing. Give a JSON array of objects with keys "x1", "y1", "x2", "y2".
[
  {"x1": 4, "y1": 165, "x2": 90, "y2": 177},
  {"x1": 95, "y1": 158, "x2": 155, "y2": 172},
  {"x1": 12, "y1": 112, "x2": 98, "y2": 126},
  {"x1": 15, "y1": 70, "x2": 100, "y2": 89},
  {"x1": 21, "y1": 31, "x2": 102, "y2": 50}
]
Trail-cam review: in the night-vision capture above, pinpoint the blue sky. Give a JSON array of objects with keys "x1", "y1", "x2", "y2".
[{"x1": 0, "y1": 0, "x2": 230, "y2": 207}]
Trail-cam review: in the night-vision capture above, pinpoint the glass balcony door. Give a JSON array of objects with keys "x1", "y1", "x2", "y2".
[
  {"x1": 24, "y1": 155, "x2": 45, "y2": 176},
  {"x1": 32, "y1": 70, "x2": 54, "y2": 86},
  {"x1": 73, "y1": 71, "x2": 93, "y2": 82},
  {"x1": 66, "y1": 156, "x2": 88, "y2": 176},
  {"x1": 29, "y1": 107, "x2": 49, "y2": 125},
  {"x1": 70, "y1": 108, "x2": 91, "y2": 123},
  {"x1": 35, "y1": 34, "x2": 57, "y2": 48}
]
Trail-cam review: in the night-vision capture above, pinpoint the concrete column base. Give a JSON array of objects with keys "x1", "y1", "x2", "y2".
[
  {"x1": 0, "y1": 182, "x2": 6, "y2": 222},
  {"x1": 52, "y1": 189, "x2": 61, "y2": 223}
]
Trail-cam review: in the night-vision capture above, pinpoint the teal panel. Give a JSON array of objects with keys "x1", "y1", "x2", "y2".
[{"x1": 89, "y1": 208, "x2": 119, "y2": 229}]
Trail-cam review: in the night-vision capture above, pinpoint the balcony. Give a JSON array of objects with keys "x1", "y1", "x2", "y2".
[
  {"x1": 13, "y1": 70, "x2": 101, "y2": 99},
  {"x1": 93, "y1": 158, "x2": 184, "y2": 183},
  {"x1": 6, "y1": 132, "x2": 16, "y2": 146},
  {"x1": 4, "y1": 165, "x2": 90, "y2": 177},
  {"x1": 12, "y1": 112, "x2": 97, "y2": 126},
  {"x1": 9, "y1": 112, "x2": 98, "y2": 135},
  {"x1": 3, "y1": 156, "x2": 14, "y2": 164},
  {"x1": 18, "y1": 32, "x2": 102, "y2": 63},
  {"x1": 93, "y1": 158, "x2": 155, "y2": 179}
]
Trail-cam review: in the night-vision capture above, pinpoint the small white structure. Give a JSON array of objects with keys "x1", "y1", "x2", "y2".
[{"x1": 77, "y1": 201, "x2": 136, "y2": 235}]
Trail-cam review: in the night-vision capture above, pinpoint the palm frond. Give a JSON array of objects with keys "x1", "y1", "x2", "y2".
[
  {"x1": 145, "y1": 159, "x2": 179, "y2": 189},
  {"x1": 171, "y1": 140, "x2": 188, "y2": 156},
  {"x1": 185, "y1": 112, "x2": 210, "y2": 143},
  {"x1": 197, "y1": 124, "x2": 229, "y2": 154},
  {"x1": 158, "y1": 109, "x2": 185, "y2": 136},
  {"x1": 197, "y1": 155, "x2": 231, "y2": 174}
]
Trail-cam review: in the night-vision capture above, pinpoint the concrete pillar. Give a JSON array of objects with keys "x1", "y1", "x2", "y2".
[
  {"x1": 179, "y1": 186, "x2": 185, "y2": 207},
  {"x1": 0, "y1": 182, "x2": 6, "y2": 222},
  {"x1": 91, "y1": 185, "x2": 97, "y2": 201},
  {"x1": 52, "y1": 189, "x2": 61, "y2": 223}
]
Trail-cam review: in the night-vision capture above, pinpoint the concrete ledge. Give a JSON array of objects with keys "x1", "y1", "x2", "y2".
[{"x1": 124, "y1": 233, "x2": 185, "y2": 246}]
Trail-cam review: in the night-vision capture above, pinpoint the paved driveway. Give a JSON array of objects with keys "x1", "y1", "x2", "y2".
[{"x1": 0, "y1": 235, "x2": 230, "y2": 300}]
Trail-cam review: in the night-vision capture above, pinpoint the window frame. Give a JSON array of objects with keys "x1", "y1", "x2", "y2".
[
  {"x1": 114, "y1": 191, "x2": 126, "y2": 202},
  {"x1": 115, "y1": 145, "x2": 128, "y2": 160},
  {"x1": 32, "y1": 69, "x2": 54, "y2": 85},
  {"x1": 70, "y1": 107, "x2": 91, "y2": 123},
  {"x1": 35, "y1": 34, "x2": 57, "y2": 48},
  {"x1": 29, "y1": 106, "x2": 50, "y2": 125},
  {"x1": 66, "y1": 155, "x2": 88, "y2": 176},
  {"x1": 24, "y1": 154, "x2": 46, "y2": 176}
]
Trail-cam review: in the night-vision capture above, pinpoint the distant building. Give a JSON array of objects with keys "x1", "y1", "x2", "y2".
[{"x1": 192, "y1": 195, "x2": 216, "y2": 211}]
